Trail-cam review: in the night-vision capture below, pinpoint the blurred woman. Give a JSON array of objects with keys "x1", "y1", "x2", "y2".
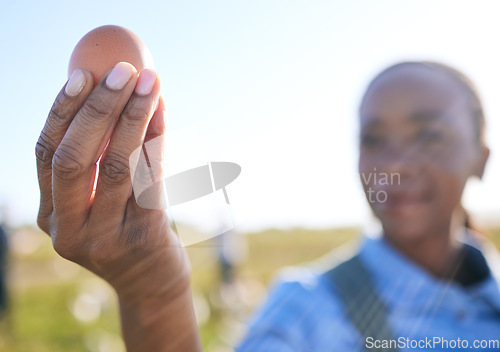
[{"x1": 236, "y1": 61, "x2": 500, "y2": 351}]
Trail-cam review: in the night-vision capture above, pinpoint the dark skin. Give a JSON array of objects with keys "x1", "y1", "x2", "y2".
[
  {"x1": 35, "y1": 63, "x2": 201, "y2": 351},
  {"x1": 358, "y1": 64, "x2": 490, "y2": 278}
]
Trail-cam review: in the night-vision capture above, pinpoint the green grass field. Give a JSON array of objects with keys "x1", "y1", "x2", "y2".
[{"x1": 0, "y1": 225, "x2": 499, "y2": 351}]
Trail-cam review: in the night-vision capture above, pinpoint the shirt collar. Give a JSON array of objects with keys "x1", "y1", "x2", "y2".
[{"x1": 357, "y1": 233, "x2": 500, "y2": 312}]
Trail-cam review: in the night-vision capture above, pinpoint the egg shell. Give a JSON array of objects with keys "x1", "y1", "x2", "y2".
[{"x1": 68, "y1": 25, "x2": 154, "y2": 84}]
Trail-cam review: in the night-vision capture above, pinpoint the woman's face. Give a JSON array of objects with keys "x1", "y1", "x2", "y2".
[{"x1": 358, "y1": 65, "x2": 488, "y2": 242}]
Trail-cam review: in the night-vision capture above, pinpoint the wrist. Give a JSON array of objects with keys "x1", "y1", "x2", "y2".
[
  {"x1": 114, "y1": 245, "x2": 191, "y2": 308},
  {"x1": 118, "y1": 280, "x2": 192, "y2": 326},
  {"x1": 117, "y1": 265, "x2": 201, "y2": 352},
  {"x1": 107, "y1": 224, "x2": 191, "y2": 307}
]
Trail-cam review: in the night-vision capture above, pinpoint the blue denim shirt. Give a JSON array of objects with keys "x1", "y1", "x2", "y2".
[{"x1": 236, "y1": 234, "x2": 500, "y2": 351}]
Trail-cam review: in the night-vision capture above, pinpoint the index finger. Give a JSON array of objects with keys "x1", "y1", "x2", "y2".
[{"x1": 35, "y1": 68, "x2": 94, "y2": 233}]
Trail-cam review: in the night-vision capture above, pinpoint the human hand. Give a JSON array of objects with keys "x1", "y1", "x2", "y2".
[{"x1": 35, "y1": 62, "x2": 189, "y2": 305}]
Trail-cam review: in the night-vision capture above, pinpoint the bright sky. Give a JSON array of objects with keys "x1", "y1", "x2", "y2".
[{"x1": 1, "y1": 0, "x2": 499, "y2": 232}]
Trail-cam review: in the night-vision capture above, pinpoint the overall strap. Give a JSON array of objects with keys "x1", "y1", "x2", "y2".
[{"x1": 327, "y1": 255, "x2": 399, "y2": 352}]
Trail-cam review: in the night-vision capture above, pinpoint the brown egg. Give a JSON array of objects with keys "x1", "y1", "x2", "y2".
[{"x1": 68, "y1": 25, "x2": 154, "y2": 84}]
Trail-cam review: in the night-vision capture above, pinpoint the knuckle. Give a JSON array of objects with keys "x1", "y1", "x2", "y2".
[
  {"x1": 100, "y1": 152, "x2": 131, "y2": 184},
  {"x1": 52, "y1": 145, "x2": 85, "y2": 181},
  {"x1": 35, "y1": 131, "x2": 55, "y2": 167},
  {"x1": 49, "y1": 94, "x2": 69, "y2": 122},
  {"x1": 81, "y1": 95, "x2": 114, "y2": 120},
  {"x1": 123, "y1": 104, "x2": 149, "y2": 123},
  {"x1": 88, "y1": 245, "x2": 111, "y2": 266},
  {"x1": 88, "y1": 239, "x2": 123, "y2": 267},
  {"x1": 45, "y1": 92, "x2": 77, "y2": 129},
  {"x1": 36, "y1": 215, "x2": 50, "y2": 234},
  {"x1": 52, "y1": 236, "x2": 82, "y2": 261}
]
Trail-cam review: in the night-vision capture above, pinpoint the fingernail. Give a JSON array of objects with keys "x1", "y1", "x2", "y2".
[
  {"x1": 106, "y1": 62, "x2": 135, "y2": 90},
  {"x1": 135, "y1": 69, "x2": 157, "y2": 96},
  {"x1": 65, "y1": 69, "x2": 86, "y2": 97}
]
